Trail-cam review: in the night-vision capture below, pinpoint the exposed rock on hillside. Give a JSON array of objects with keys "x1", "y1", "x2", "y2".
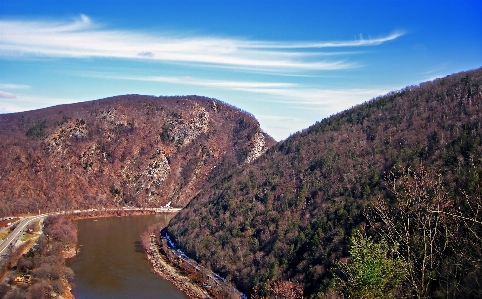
[
  {"x1": 0, "y1": 95, "x2": 275, "y2": 215},
  {"x1": 244, "y1": 131, "x2": 267, "y2": 164}
]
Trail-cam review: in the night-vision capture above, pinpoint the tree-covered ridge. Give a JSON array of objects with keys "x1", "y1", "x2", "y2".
[
  {"x1": 0, "y1": 95, "x2": 275, "y2": 216},
  {"x1": 167, "y1": 68, "x2": 482, "y2": 297}
]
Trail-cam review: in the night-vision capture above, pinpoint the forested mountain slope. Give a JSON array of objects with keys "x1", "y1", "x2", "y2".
[
  {"x1": 0, "y1": 95, "x2": 275, "y2": 216},
  {"x1": 168, "y1": 68, "x2": 482, "y2": 297}
]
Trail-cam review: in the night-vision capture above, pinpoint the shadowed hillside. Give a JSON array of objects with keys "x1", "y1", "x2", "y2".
[
  {"x1": 168, "y1": 68, "x2": 482, "y2": 298},
  {"x1": 0, "y1": 95, "x2": 275, "y2": 216}
]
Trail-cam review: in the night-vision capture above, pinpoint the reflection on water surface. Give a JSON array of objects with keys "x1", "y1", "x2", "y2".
[{"x1": 67, "y1": 214, "x2": 188, "y2": 299}]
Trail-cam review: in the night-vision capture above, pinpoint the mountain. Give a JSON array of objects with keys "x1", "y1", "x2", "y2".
[
  {"x1": 167, "y1": 68, "x2": 482, "y2": 297},
  {"x1": 0, "y1": 95, "x2": 275, "y2": 216}
]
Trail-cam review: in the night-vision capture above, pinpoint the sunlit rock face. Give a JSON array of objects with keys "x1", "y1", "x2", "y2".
[
  {"x1": 244, "y1": 130, "x2": 267, "y2": 164},
  {"x1": 0, "y1": 95, "x2": 275, "y2": 215}
]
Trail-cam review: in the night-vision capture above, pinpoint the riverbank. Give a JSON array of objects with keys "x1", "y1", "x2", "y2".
[
  {"x1": 146, "y1": 232, "x2": 211, "y2": 299},
  {"x1": 145, "y1": 228, "x2": 245, "y2": 299},
  {"x1": 67, "y1": 209, "x2": 169, "y2": 220}
]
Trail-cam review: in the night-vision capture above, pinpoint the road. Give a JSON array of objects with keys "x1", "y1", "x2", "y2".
[
  {"x1": 0, "y1": 207, "x2": 182, "y2": 258},
  {"x1": 0, "y1": 214, "x2": 47, "y2": 257}
]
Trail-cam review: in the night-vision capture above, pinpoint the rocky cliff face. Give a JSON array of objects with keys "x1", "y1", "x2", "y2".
[
  {"x1": 0, "y1": 95, "x2": 275, "y2": 216},
  {"x1": 244, "y1": 131, "x2": 267, "y2": 164}
]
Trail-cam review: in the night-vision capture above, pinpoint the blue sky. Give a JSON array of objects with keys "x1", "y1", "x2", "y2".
[{"x1": 1, "y1": 1, "x2": 481, "y2": 140}]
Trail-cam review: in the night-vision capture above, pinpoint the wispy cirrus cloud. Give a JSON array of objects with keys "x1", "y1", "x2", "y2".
[
  {"x1": 243, "y1": 32, "x2": 405, "y2": 49},
  {"x1": 89, "y1": 72, "x2": 297, "y2": 90},
  {"x1": 0, "y1": 93, "x2": 81, "y2": 113},
  {"x1": 88, "y1": 72, "x2": 390, "y2": 112},
  {"x1": 0, "y1": 91, "x2": 17, "y2": 98},
  {"x1": 0, "y1": 83, "x2": 31, "y2": 89},
  {"x1": 0, "y1": 83, "x2": 31, "y2": 105},
  {"x1": 0, "y1": 14, "x2": 403, "y2": 73}
]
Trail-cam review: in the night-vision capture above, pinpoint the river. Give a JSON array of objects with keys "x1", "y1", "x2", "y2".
[{"x1": 67, "y1": 214, "x2": 189, "y2": 299}]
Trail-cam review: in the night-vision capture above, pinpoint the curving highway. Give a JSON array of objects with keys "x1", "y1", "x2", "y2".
[{"x1": 0, "y1": 214, "x2": 47, "y2": 258}]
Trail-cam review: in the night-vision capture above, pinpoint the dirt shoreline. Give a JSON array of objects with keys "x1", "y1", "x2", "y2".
[
  {"x1": 146, "y1": 229, "x2": 245, "y2": 299},
  {"x1": 145, "y1": 232, "x2": 211, "y2": 299}
]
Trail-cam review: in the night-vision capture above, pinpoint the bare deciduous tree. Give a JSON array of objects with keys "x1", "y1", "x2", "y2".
[
  {"x1": 368, "y1": 164, "x2": 482, "y2": 298},
  {"x1": 252, "y1": 279, "x2": 304, "y2": 299}
]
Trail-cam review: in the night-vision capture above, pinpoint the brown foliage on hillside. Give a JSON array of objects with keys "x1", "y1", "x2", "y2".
[
  {"x1": 252, "y1": 279, "x2": 304, "y2": 299},
  {"x1": 6, "y1": 216, "x2": 77, "y2": 299},
  {"x1": 0, "y1": 95, "x2": 274, "y2": 216},
  {"x1": 168, "y1": 68, "x2": 482, "y2": 297}
]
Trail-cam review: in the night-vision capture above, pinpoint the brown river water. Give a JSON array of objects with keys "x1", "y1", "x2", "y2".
[{"x1": 67, "y1": 214, "x2": 189, "y2": 299}]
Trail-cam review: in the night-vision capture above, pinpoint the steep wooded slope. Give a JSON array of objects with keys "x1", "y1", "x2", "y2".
[
  {"x1": 0, "y1": 95, "x2": 275, "y2": 216},
  {"x1": 168, "y1": 68, "x2": 482, "y2": 297}
]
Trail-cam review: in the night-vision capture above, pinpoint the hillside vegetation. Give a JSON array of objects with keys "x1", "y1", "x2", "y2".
[
  {"x1": 168, "y1": 68, "x2": 482, "y2": 298},
  {"x1": 0, "y1": 95, "x2": 275, "y2": 216}
]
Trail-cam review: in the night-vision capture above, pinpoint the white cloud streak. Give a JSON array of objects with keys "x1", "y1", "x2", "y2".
[
  {"x1": 90, "y1": 73, "x2": 297, "y2": 90},
  {"x1": 89, "y1": 72, "x2": 389, "y2": 112},
  {"x1": 0, "y1": 91, "x2": 16, "y2": 98},
  {"x1": 243, "y1": 32, "x2": 405, "y2": 49},
  {"x1": 0, "y1": 83, "x2": 31, "y2": 90},
  {"x1": 0, "y1": 93, "x2": 82, "y2": 113},
  {"x1": 0, "y1": 14, "x2": 403, "y2": 72}
]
